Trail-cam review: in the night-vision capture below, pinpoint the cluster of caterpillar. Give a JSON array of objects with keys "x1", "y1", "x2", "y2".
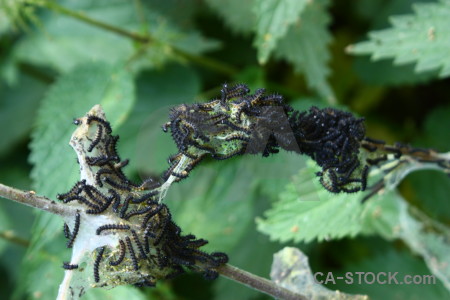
[
  {"x1": 58, "y1": 113, "x2": 227, "y2": 287},
  {"x1": 163, "y1": 83, "x2": 369, "y2": 193},
  {"x1": 288, "y1": 107, "x2": 368, "y2": 193},
  {"x1": 161, "y1": 84, "x2": 291, "y2": 181}
]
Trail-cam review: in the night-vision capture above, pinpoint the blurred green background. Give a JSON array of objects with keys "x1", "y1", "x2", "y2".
[{"x1": 1, "y1": 0, "x2": 449, "y2": 299}]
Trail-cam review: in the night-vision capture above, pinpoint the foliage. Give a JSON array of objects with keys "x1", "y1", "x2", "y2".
[
  {"x1": 0, "y1": 0, "x2": 449, "y2": 299},
  {"x1": 349, "y1": 0, "x2": 450, "y2": 78},
  {"x1": 256, "y1": 160, "x2": 365, "y2": 243}
]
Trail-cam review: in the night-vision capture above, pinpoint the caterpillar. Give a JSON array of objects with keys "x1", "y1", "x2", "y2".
[
  {"x1": 125, "y1": 236, "x2": 139, "y2": 271},
  {"x1": 62, "y1": 262, "x2": 79, "y2": 270},
  {"x1": 93, "y1": 247, "x2": 105, "y2": 283},
  {"x1": 87, "y1": 115, "x2": 112, "y2": 134},
  {"x1": 96, "y1": 224, "x2": 131, "y2": 235},
  {"x1": 109, "y1": 239, "x2": 126, "y2": 266},
  {"x1": 131, "y1": 230, "x2": 148, "y2": 259},
  {"x1": 66, "y1": 212, "x2": 81, "y2": 249},
  {"x1": 87, "y1": 123, "x2": 103, "y2": 153},
  {"x1": 58, "y1": 107, "x2": 234, "y2": 288}
]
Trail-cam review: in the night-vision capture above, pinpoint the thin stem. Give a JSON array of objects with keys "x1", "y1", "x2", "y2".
[
  {"x1": 0, "y1": 183, "x2": 76, "y2": 218},
  {"x1": 362, "y1": 139, "x2": 450, "y2": 168},
  {"x1": 36, "y1": 0, "x2": 151, "y2": 43},
  {"x1": 29, "y1": 0, "x2": 238, "y2": 76},
  {"x1": 171, "y1": 48, "x2": 238, "y2": 76},
  {"x1": 217, "y1": 264, "x2": 308, "y2": 300},
  {"x1": 0, "y1": 230, "x2": 30, "y2": 247}
]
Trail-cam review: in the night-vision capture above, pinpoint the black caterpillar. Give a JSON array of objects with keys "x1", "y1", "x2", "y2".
[
  {"x1": 58, "y1": 112, "x2": 228, "y2": 287},
  {"x1": 163, "y1": 83, "x2": 368, "y2": 193}
]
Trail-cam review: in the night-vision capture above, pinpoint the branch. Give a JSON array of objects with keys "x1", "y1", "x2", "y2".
[
  {"x1": 0, "y1": 182, "x2": 306, "y2": 300},
  {"x1": 0, "y1": 183, "x2": 76, "y2": 218},
  {"x1": 28, "y1": 0, "x2": 238, "y2": 76},
  {"x1": 0, "y1": 230, "x2": 30, "y2": 247},
  {"x1": 36, "y1": 0, "x2": 151, "y2": 43},
  {"x1": 217, "y1": 264, "x2": 307, "y2": 300}
]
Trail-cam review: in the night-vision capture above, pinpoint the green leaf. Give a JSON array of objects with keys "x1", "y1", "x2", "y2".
[
  {"x1": 116, "y1": 64, "x2": 201, "y2": 175},
  {"x1": 171, "y1": 30, "x2": 221, "y2": 55},
  {"x1": 205, "y1": 0, "x2": 256, "y2": 34},
  {"x1": 353, "y1": 0, "x2": 448, "y2": 86},
  {"x1": 406, "y1": 104, "x2": 450, "y2": 221},
  {"x1": 253, "y1": 0, "x2": 308, "y2": 64},
  {"x1": 360, "y1": 191, "x2": 407, "y2": 239},
  {"x1": 396, "y1": 202, "x2": 450, "y2": 291},
  {"x1": 0, "y1": 163, "x2": 33, "y2": 299},
  {"x1": 30, "y1": 62, "x2": 135, "y2": 199},
  {"x1": 14, "y1": 0, "x2": 136, "y2": 73},
  {"x1": 169, "y1": 158, "x2": 257, "y2": 253},
  {"x1": 348, "y1": 0, "x2": 450, "y2": 78},
  {"x1": 0, "y1": 0, "x2": 29, "y2": 33},
  {"x1": 274, "y1": 0, "x2": 334, "y2": 103},
  {"x1": 0, "y1": 73, "x2": 47, "y2": 157},
  {"x1": 11, "y1": 0, "x2": 220, "y2": 74},
  {"x1": 406, "y1": 171, "x2": 450, "y2": 221},
  {"x1": 21, "y1": 62, "x2": 135, "y2": 300},
  {"x1": 142, "y1": 0, "x2": 199, "y2": 28},
  {"x1": 256, "y1": 160, "x2": 365, "y2": 243},
  {"x1": 255, "y1": 157, "x2": 425, "y2": 244},
  {"x1": 0, "y1": 1, "x2": 13, "y2": 34},
  {"x1": 421, "y1": 104, "x2": 450, "y2": 152}
]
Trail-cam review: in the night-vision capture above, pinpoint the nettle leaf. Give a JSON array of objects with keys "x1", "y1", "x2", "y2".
[
  {"x1": 0, "y1": 0, "x2": 14, "y2": 34},
  {"x1": 275, "y1": 0, "x2": 334, "y2": 103},
  {"x1": 169, "y1": 158, "x2": 256, "y2": 253},
  {"x1": 253, "y1": 0, "x2": 308, "y2": 64},
  {"x1": 257, "y1": 156, "x2": 450, "y2": 288},
  {"x1": 23, "y1": 63, "x2": 135, "y2": 299},
  {"x1": 0, "y1": 0, "x2": 32, "y2": 33},
  {"x1": 0, "y1": 73, "x2": 47, "y2": 157},
  {"x1": 143, "y1": 0, "x2": 199, "y2": 28},
  {"x1": 14, "y1": 0, "x2": 136, "y2": 73},
  {"x1": 406, "y1": 104, "x2": 450, "y2": 221},
  {"x1": 395, "y1": 199, "x2": 450, "y2": 291},
  {"x1": 205, "y1": 0, "x2": 255, "y2": 34},
  {"x1": 30, "y1": 63, "x2": 135, "y2": 199},
  {"x1": 117, "y1": 64, "x2": 201, "y2": 176},
  {"x1": 172, "y1": 30, "x2": 221, "y2": 55},
  {"x1": 348, "y1": 0, "x2": 450, "y2": 78},
  {"x1": 256, "y1": 160, "x2": 365, "y2": 243},
  {"x1": 360, "y1": 191, "x2": 404, "y2": 239},
  {"x1": 255, "y1": 158, "x2": 416, "y2": 244},
  {"x1": 12, "y1": 0, "x2": 219, "y2": 74},
  {"x1": 352, "y1": 0, "x2": 441, "y2": 86}
]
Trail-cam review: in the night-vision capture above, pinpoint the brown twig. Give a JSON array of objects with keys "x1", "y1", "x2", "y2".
[
  {"x1": 0, "y1": 183, "x2": 76, "y2": 218},
  {"x1": 217, "y1": 264, "x2": 308, "y2": 300},
  {"x1": 362, "y1": 139, "x2": 450, "y2": 167},
  {"x1": 0, "y1": 230, "x2": 30, "y2": 247}
]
